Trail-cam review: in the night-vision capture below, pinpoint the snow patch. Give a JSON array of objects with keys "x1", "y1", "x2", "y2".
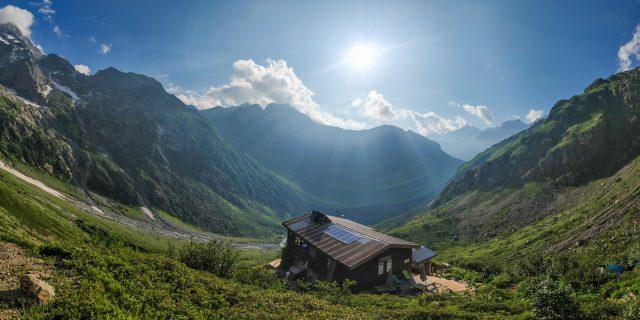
[
  {"x1": 0, "y1": 37, "x2": 8, "y2": 45},
  {"x1": 90, "y1": 205, "x2": 105, "y2": 215},
  {"x1": 52, "y1": 82, "x2": 79, "y2": 100},
  {"x1": 141, "y1": 207, "x2": 156, "y2": 220},
  {"x1": 42, "y1": 85, "x2": 52, "y2": 97},
  {"x1": 0, "y1": 161, "x2": 65, "y2": 199},
  {"x1": 16, "y1": 96, "x2": 43, "y2": 108},
  {"x1": 5, "y1": 34, "x2": 15, "y2": 40}
]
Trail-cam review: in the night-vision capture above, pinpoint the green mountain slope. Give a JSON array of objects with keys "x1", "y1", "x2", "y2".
[
  {"x1": 391, "y1": 67, "x2": 640, "y2": 263},
  {"x1": 435, "y1": 68, "x2": 640, "y2": 207},
  {"x1": 0, "y1": 23, "x2": 306, "y2": 237},
  {"x1": 201, "y1": 104, "x2": 463, "y2": 224}
]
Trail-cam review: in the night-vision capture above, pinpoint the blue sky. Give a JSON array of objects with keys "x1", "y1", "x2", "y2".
[{"x1": 3, "y1": 0, "x2": 640, "y2": 134}]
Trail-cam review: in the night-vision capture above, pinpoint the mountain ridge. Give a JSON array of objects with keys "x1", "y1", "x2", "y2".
[
  {"x1": 0, "y1": 22, "x2": 307, "y2": 236},
  {"x1": 201, "y1": 103, "x2": 463, "y2": 224}
]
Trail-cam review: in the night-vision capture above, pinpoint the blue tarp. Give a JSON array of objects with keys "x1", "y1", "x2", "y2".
[{"x1": 607, "y1": 264, "x2": 624, "y2": 275}]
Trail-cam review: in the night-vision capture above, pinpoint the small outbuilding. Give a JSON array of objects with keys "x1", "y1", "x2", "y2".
[
  {"x1": 412, "y1": 246, "x2": 437, "y2": 281},
  {"x1": 282, "y1": 210, "x2": 437, "y2": 292}
]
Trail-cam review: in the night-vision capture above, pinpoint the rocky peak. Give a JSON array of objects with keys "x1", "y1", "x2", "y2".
[
  {"x1": 40, "y1": 54, "x2": 77, "y2": 77},
  {"x1": 90, "y1": 67, "x2": 165, "y2": 93},
  {"x1": 0, "y1": 23, "x2": 43, "y2": 61}
]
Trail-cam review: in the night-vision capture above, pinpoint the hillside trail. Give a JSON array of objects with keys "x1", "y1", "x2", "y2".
[
  {"x1": 0, "y1": 241, "x2": 52, "y2": 320},
  {"x1": 0, "y1": 160, "x2": 279, "y2": 251}
]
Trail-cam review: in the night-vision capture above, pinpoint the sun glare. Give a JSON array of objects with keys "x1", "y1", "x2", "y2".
[{"x1": 344, "y1": 43, "x2": 378, "y2": 71}]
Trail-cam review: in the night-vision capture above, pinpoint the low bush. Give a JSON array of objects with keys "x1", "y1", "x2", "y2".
[
  {"x1": 233, "y1": 266, "x2": 286, "y2": 290},
  {"x1": 520, "y1": 276, "x2": 582, "y2": 320},
  {"x1": 177, "y1": 240, "x2": 241, "y2": 279}
]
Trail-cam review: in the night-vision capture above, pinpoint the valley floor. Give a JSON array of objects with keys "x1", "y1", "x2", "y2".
[{"x1": 1, "y1": 158, "x2": 640, "y2": 319}]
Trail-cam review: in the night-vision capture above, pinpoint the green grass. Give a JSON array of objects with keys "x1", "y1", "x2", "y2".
[
  {"x1": 238, "y1": 247, "x2": 279, "y2": 267},
  {"x1": 7, "y1": 159, "x2": 86, "y2": 200},
  {"x1": 1, "y1": 139, "x2": 638, "y2": 319},
  {"x1": 156, "y1": 208, "x2": 207, "y2": 232},
  {"x1": 0, "y1": 165, "x2": 533, "y2": 320},
  {"x1": 391, "y1": 150, "x2": 640, "y2": 268},
  {"x1": 550, "y1": 111, "x2": 604, "y2": 152}
]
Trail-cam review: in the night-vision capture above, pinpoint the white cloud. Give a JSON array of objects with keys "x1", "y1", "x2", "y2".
[
  {"x1": 450, "y1": 101, "x2": 494, "y2": 125},
  {"x1": 355, "y1": 91, "x2": 398, "y2": 121},
  {"x1": 35, "y1": 0, "x2": 55, "y2": 23},
  {"x1": 462, "y1": 104, "x2": 494, "y2": 125},
  {"x1": 52, "y1": 25, "x2": 66, "y2": 38},
  {"x1": 351, "y1": 97, "x2": 363, "y2": 108},
  {"x1": 525, "y1": 109, "x2": 544, "y2": 123},
  {"x1": 89, "y1": 36, "x2": 96, "y2": 43},
  {"x1": 0, "y1": 5, "x2": 34, "y2": 38},
  {"x1": 74, "y1": 64, "x2": 91, "y2": 75},
  {"x1": 618, "y1": 24, "x2": 640, "y2": 72},
  {"x1": 171, "y1": 59, "x2": 367, "y2": 130},
  {"x1": 411, "y1": 111, "x2": 467, "y2": 136},
  {"x1": 99, "y1": 43, "x2": 112, "y2": 54}
]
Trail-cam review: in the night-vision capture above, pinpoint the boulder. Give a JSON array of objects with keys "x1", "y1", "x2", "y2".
[{"x1": 20, "y1": 273, "x2": 55, "y2": 304}]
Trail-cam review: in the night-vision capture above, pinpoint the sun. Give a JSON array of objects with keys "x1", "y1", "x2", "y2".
[{"x1": 344, "y1": 43, "x2": 378, "y2": 71}]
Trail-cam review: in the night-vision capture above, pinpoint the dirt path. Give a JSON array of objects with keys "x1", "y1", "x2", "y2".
[
  {"x1": 0, "y1": 160, "x2": 279, "y2": 251},
  {"x1": 0, "y1": 242, "x2": 52, "y2": 320},
  {"x1": 413, "y1": 274, "x2": 470, "y2": 293}
]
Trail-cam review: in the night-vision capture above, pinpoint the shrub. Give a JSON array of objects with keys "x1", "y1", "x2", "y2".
[
  {"x1": 178, "y1": 240, "x2": 240, "y2": 278},
  {"x1": 441, "y1": 266, "x2": 482, "y2": 284},
  {"x1": 280, "y1": 245, "x2": 293, "y2": 269},
  {"x1": 233, "y1": 266, "x2": 286, "y2": 290},
  {"x1": 489, "y1": 273, "x2": 513, "y2": 289},
  {"x1": 522, "y1": 276, "x2": 582, "y2": 320},
  {"x1": 299, "y1": 279, "x2": 357, "y2": 305},
  {"x1": 624, "y1": 300, "x2": 640, "y2": 320}
]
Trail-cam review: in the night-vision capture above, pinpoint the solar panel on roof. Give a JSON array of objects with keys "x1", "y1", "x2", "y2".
[{"x1": 324, "y1": 224, "x2": 362, "y2": 244}]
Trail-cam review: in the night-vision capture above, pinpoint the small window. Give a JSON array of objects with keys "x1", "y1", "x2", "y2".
[{"x1": 379, "y1": 256, "x2": 392, "y2": 275}]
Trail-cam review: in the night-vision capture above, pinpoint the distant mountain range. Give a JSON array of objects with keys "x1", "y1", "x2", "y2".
[
  {"x1": 0, "y1": 22, "x2": 463, "y2": 235},
  {"x1": 201, "y1": 104, "x2": 463, "y2": 224},
  {"x1": 430, "y1": 119, "x2": 531, "y2": 160},
  {"x1": 0, "y1": 23, "x2": 305, "y2": 236}
]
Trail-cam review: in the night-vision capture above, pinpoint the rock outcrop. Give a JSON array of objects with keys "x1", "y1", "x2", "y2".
[{"x1": 19, "y1": 273, "x2": 55, "y2": 304}]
